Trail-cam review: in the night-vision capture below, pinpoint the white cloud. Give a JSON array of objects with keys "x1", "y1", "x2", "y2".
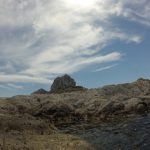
[
  {"x1": 0, "y1": 0, "x2": 148, "y2": 86},
  {"x1": 0, "y1": 74, "x2": 51, "y2": 84},
  {"x1": 117, "y1": 0, "x2": 150, "y2": 26},
  {"x1": 93, "y1": 64, "x2": 118, "y2": 72}
]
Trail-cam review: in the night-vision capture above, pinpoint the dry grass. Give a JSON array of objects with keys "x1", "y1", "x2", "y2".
[{"x1": 0, "y1": 132, "x2": 93, "y2": 150}]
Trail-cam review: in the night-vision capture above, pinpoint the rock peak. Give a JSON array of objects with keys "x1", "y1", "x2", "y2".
[
  {"x1": 32, "y1": 88, "x2": 48, "y2": 95},
  {"x1": 50, "y1": 74, "x2": 76, "y2": 92}
]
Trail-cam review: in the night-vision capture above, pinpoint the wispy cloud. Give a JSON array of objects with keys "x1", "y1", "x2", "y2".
[
  {"x1": 0, "y1": 84, "x2": 10, "y2": 90},
  {"x1": 0, "y1": 83, "x2": 23, "y2": 90},
  {"x1": 93, "y1": 64, "x2": 118, "y2": 72},
  {"x1": 117, "y1": 0, "x2": 150, "y2": 26},
  {"x1": 0, "y1": 74, "x2": 51, "y2": 84},
  {"x1": 7, "y1": 83, "x2": 24, "y2": 89},
  {"x1": 0, "y1": 0, "x2": 148, "y2": 87}
]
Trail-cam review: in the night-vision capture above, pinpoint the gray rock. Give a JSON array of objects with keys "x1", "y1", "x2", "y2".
[
  {"x1": 100, "y1": 101, "x2": 125, "y2": 115},
  {"x1": 136, "y1": 102, "x2": 148, "y2": 114},
  {"x1": 51, "y1": 74, "x2": 76, "y2": 92}
]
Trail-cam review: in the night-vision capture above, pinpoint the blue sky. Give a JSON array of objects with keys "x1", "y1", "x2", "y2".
[{"x1": 0, "y1": 0, "x2": 150, "y2": 97}]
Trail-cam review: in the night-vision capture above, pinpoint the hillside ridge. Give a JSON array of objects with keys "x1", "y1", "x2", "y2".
[{"x1": 0, "y1": 77, "x2": 150, "y2": 150}]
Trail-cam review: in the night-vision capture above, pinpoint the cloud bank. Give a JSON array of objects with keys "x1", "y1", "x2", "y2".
[{"x1": 0, "y1": 0, "x2": 149, "y2": 87}]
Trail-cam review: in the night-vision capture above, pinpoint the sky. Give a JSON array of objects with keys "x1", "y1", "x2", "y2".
[{"x1": 0, "y1": 0, "x2": 150, "y2": 97}]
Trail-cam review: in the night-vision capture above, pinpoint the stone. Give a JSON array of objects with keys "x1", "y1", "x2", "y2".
[
  {"x1": 136, "y1": 102, "x2": 148, "y2": 114},
  {"x1": 100, "y1": 101, "x2": 125, "y2": 115},
  {"x1": 51, "y1": 74, "x2": 76, "y2": 92}
]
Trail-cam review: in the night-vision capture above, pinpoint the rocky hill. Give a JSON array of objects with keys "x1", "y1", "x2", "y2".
[
  {"x1": 32, "y1": 88, "x2": 48, "y2": 95},
  {"x1": 0, "y1": 76, "x2": 150, "y2": 150}
]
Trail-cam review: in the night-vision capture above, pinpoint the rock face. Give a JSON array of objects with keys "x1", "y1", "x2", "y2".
[{"x1": 51, "y1": 74, "x2": 76, "y2": 92}]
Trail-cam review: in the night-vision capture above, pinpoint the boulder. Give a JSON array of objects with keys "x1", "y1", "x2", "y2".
[
  {"x1": 136, "y1": 102, "x2": 148, "y2": 114},
  {"x1": 51, "y1": 74, "x2": 76, "y2": 92},
  {"x1": 100, "y1": 101, "x2": 125, "y2": 115}
]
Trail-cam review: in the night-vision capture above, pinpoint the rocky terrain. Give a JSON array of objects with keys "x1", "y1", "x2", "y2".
[{"x1": 0, "y1": 75, "x2": 150, "y2": 150}]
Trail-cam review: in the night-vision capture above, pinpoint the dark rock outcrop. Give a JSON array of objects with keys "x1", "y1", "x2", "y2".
[
  {"x1": 50, "y1": 74, "x2": 86, "y2": 93},
  {"x1": 32, "y1": 89, "x2": 48, "y2": 95},
  {"x1": 100, "y1": 102, "x2": 125, "y2": 115},
  {"x1": 34, "y1": 103, "x2": 84, "y2": 124},
  {"x1": 51, "y1": 74, "x2": 76, "y2": 92}
]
